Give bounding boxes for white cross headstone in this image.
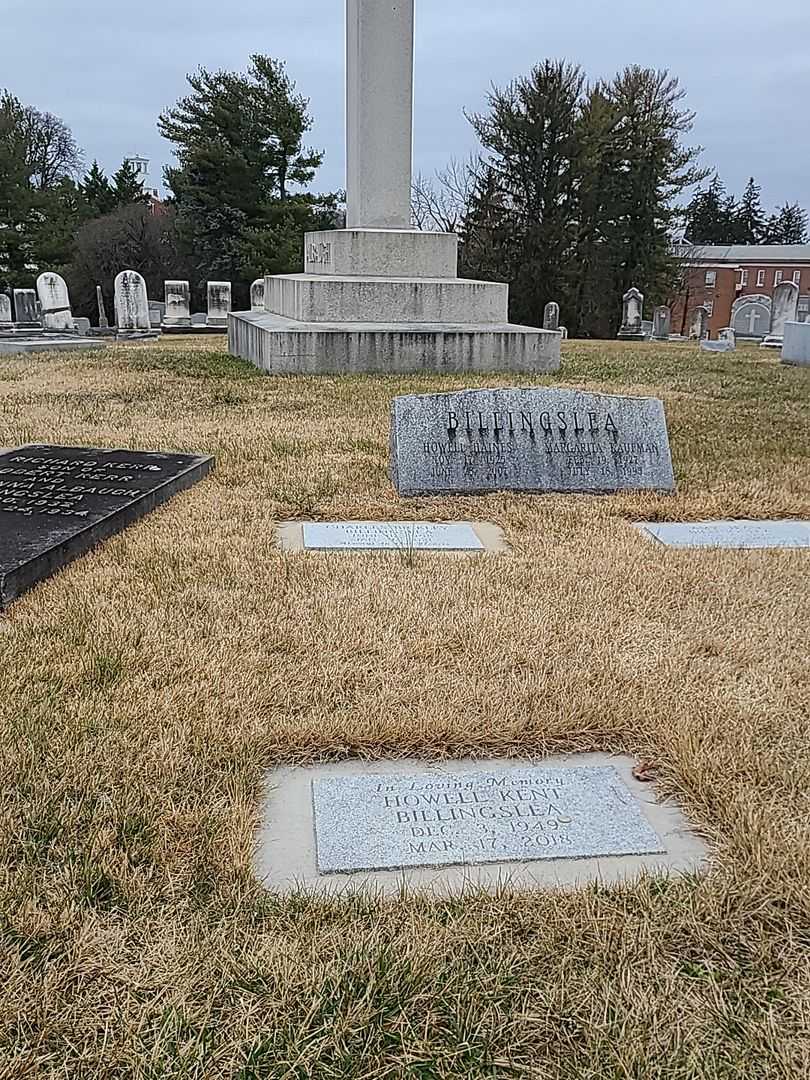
[114,270,150,332]
[346,0,414,230]
[37,272,74,332]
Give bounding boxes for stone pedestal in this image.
[228,0,559,376]
[230,228,559,375]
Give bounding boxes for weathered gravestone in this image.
[148,300,165,328]
[638,520,810,549]
[250,278,266,312]
[718,327,736,346]
[390,386,675,496]
[689,306,709,340]
[762,281,800,348]
[114,270,151,333]
[206,281,231,327]
[617,287,645,340]
[0,445,213,608]
[700,339,735,353]
[652,306,671,341]
[96,285,110,330]
[164,281,192,328]
[36,272,74,332]
[543,301,560,331]
[14,289,39,327]
[782,321,810,367]
[0,294,11,325]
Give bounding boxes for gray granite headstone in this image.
[302,522,484,550]
[0,295,11,324]
[390,386,675,496]
[13,289,39,326]
[652,306,671,341]
[639,520,810,549]
[312,765,665,874]
[543,301,560,331]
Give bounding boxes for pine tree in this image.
[159,55,332,285]
[733,177,766,243]
[111,159,147,207]
[762,202,808,244]
[463,60,584,328]
[684,175,735,244]
[81,160,115,216]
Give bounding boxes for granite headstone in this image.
[302,522,484,551]
[14,289,39,327]
[250,278,266,312]
[114,270,150,332]
[0,445,213,608]
[390,386,676,496]
[762,281,800,348]
[543,301,560,331]
[0,294,11,325]
[652,306,671,341]
[312,764,665,874]
[782,321,810,367]
[206,281,231,327]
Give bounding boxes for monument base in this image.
[229,310,560,375]
[781,322,810,367]
[760,336,783,349]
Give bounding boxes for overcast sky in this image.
[2,0,808,209]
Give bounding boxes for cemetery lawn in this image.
[2,338,810,1079]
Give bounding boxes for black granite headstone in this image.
[0,445,213,608]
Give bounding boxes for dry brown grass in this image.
[0,338,808,1078]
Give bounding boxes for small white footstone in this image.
[302,522,484,551]
[639,520,810,549]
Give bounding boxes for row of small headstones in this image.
[542,281,804,346]
[0,271,269,336]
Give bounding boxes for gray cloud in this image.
[2,0,808,208]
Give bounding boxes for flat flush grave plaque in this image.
[0,445,213,607]
[302,521,484,551]
[312,765,665,874]
[390,386,675,496]
[639,520,810,549]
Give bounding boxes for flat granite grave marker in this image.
[0,445,213,607]
[277,520,507,553]
[390,386,675,496]
[638,520,810,549]
[312,764,665,875]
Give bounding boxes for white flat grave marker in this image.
[312,765,664,875]
[303,521,484,551]
[639,520,810,549]
[277,521,507,553]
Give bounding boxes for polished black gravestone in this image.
[0,445,213,608]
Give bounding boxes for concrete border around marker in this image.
[277,520,510,554]
[253,752,709,897]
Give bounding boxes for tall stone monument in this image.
[762,281,800,348]
[229,0,559,375]
[36,272,75,332]
[96,285,110,330]
[617,288,645,340]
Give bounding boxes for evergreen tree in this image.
[81,160,115,216]
[732,177,766,243]
[111,159,147,207]
[762,202,808,244]
[159,55,333,285]
[684,175,736,244]
[464,60,584,328]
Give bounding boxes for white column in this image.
[346,0,414,230]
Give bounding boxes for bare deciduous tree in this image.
[411,155,480,233]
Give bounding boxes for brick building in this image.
[672,244,810,339]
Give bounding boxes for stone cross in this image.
[164,281,191,327]
[346,0,414,230]
[37,272,74,332]
[251,279,266,311]
[207,282,232,327]
[543,301,560,331]
[96,285,109,329]
[114,270,150,332]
